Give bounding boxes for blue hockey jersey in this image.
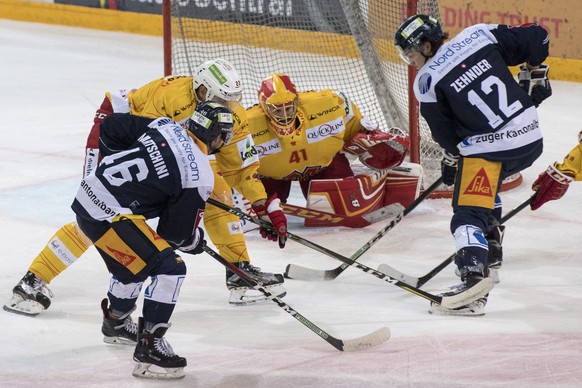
[71,113,213,249]
[413,23,549,161]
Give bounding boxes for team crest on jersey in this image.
[418,73,432,94]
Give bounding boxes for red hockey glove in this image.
[530,163,574,210]
[252,196,288,249]
[343,127,409,170]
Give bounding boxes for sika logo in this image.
[108,246,137,267]
[464,168,493,197]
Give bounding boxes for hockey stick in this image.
[378,192,537,287]
[202,245,390,352]
[281,202,402,229]
[285,177,444,281]
[206,195,493,309]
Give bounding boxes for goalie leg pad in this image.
[382,162,423,208]
[305,171,387,227]
[305,162,422,227]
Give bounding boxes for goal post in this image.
[162,0,522,197]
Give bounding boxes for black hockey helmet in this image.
[394,15,443,63]
[187,101,234,154]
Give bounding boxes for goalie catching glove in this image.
[252,196,287,249]
[343,127,409,170]
[518,64,552,107]
[530,163,574,210]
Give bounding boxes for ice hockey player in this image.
[245,73,411,214]
[4,59,287,314]
[70,101,233,379]
[531,130,582,210]
[394,15,551,315]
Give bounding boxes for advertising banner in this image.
[440,0,577,59]
[54,0,351,33]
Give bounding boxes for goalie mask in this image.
[395,14,443,65]
[258,73,298,137]
[187,101,234,154]
[193,58,243,108]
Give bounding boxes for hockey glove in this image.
[252,196,288,249]
[342,127,410,170]
[518,64,552,107]
[178,227,206,255]
[530,163,574,211]
[441,150,459,186]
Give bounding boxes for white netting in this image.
[168,0,455,193]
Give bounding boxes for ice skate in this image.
[226,262,286,306]
[454,226,504,284]
[434,251,492,315]
[3,271,53,316]
[101,298,138,345]
[132,318,186,379]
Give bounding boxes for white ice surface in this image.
[0,19,581,388]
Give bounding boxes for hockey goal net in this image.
[162,0,522,197]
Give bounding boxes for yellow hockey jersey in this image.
[246,89,366,180]
[556,143,582,181]
[125,75,267,203]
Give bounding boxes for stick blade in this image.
[340,327,391,352]
[362,203,405,224]
[377,263,418,287]
[440,277,494,309]
[284,263,328,281]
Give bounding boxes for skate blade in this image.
[103,336,137,346]
[3,294,44,317]
[228,285,286,306]
[132,362,185,379]
[429,303,486,317]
